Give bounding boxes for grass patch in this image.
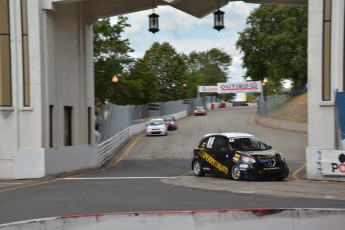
[269,93,308,123]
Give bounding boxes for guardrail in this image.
[98,128,129,166]
[97,111,188,167]
[97,97,217,143]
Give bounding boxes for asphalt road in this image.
[1,107,345,225]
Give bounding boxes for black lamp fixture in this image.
[148,0,159,33]
[213,0,225,31]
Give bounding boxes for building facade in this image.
[0,0,344,181]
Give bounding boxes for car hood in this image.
[148,125,165,129]
[237,150,278,158]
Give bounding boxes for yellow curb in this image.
[108,133,145,168]
[292,162,307,180]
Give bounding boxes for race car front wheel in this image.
[231,165,244,181]
[193,160,205,177]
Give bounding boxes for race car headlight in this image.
[241,156,256,164]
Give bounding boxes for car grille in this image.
[259,158,276,168]
[151,131,162,134]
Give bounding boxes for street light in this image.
[112,75,119,104]
[213,0,225,31]
[213,9,225,31]
[148,12,159,33]
[148,0,159,34]
[263,78,268,102]
[182,83,187,98]
[263,78,268,117]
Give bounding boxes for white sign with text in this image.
[217,81,262,93]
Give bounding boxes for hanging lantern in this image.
[213,9,224,31]
[148,13,159,33]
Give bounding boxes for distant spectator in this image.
[95,123,100,144]
[95,130,101,144]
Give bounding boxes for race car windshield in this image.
[229,137,269,151]
[149,121,164,126]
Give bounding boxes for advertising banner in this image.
[320,150,345,176]
[217,81,262,93]
[336,92,345,149]
[198,86,218,93]
[320,93,345,176]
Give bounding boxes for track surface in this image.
[1,108,345,224]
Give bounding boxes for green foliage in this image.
[247,93,261,101]
[143,42,187,102]
[236,5,308,92]
[93,16,134,103]
[184,48,232,98]
[93,17,234,105]
[121,58,159,104]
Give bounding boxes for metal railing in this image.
[257,85,308,119]
[96,96,217,166]
[97,97,217,142]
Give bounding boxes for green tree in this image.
[120,58,159,104]
[236,5,308,92]
[184,48,233,99]
[143,42,187,102]
[93,16,134,104]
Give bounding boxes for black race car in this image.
[191,132,289,181]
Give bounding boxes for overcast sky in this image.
[114,2,259,83]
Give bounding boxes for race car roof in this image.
[203,132,254,138]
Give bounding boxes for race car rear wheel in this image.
[231,165,243,181]
[193,160,205,177]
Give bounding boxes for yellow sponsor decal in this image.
[198,149,229,174]
[233,153,240,162]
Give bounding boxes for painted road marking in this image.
[0,179,63,193]
[108,133,145,168]
[0,182,23,185]
[63,177,178,180]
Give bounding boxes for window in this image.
[21,0,30,106]
[49,105,54,147]
[88,107,91,144]
[0,0,11,106]
[213,137,228,152]
[64,106,73,146]
[322,0,332,101]
[206,137,215,150]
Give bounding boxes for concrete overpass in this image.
[1,0,344,181]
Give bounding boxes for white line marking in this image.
[0,182,23,185]
[63,177,178,180]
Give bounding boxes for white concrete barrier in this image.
[1,209,344,230]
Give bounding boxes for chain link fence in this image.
[256,95,289,117]
[97,96,217,142]
[256,86,308,122]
